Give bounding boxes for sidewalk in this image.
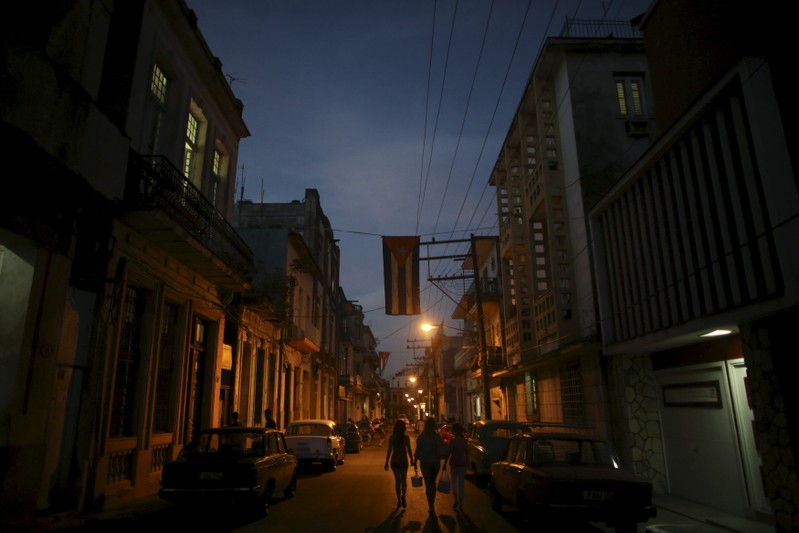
[649,494,774,533]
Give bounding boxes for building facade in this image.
[2,0,252,517]
[235,190,341,426]
[487,20,656,445]
[338,294,382,423]
[588,1,796,529]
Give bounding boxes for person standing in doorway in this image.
[264,408,277,429]
[414,417,444,514]
[445,422,468,510]
[384,419,414,508]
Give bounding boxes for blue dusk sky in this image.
[187,0,652,379]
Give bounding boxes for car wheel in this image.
[283,474,297,499]
[327,459,337,471]
[489,482,503,512]
[515,492,537,529]
[255,482,275,517]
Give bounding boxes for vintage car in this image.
[159,426,297,517]
[466,420,533,486]
[284,419,346,470]
[337,422,363,453]
[489,433,657,532]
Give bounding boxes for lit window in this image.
[615,77,645,117]
[150,64,167,103]
[183,112,199,179]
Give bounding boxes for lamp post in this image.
[421,323,438,421]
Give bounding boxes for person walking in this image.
[384,419,414,508]
[445,422,468,510]
[413,417,445,514]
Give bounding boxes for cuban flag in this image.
[382,236,421,315]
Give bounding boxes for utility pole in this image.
[407,338,433,419]
[470,234,491,420]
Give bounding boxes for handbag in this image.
[411,469,423,488]
[437,469,451,494]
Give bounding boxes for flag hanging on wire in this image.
[382,235,421,315]
[379,352,390,373]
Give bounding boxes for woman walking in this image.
[413,417,445,514]
[445,422,468,510]
[384,419,414,508]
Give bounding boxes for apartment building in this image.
[449,236,503,423]
[338,293,382,423]
[487,20,655,441]
[2,0,251,517]
[235,189,340,424]
[588,1,796,529]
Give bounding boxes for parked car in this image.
[284,419,346,470]
[467,420,533,486]
[338,422,363,453]
[159,426,297,517]
[490,433,657,532]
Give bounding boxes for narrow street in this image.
[26,433,742,533]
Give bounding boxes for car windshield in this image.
[286,423,332,437]
[182,431,266,458]
[529,438,617,467]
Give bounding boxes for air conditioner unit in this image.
[625,119,650,137]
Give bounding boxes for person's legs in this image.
[392,468,402,506]
[397,467,408,507]
[452,465,467,507]
[421,462,440,512]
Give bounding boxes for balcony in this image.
[123,152,254,289]
[284,324,320,353]
[452,277,500,319]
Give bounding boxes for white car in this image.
[284,419,346,471]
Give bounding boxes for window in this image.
[615,77,645,117]
[183,112,200,180]
[560,359,584,421]
[150,64,167,103]
[111,287,147,437]
[146,63,168,153]
[211,149,223,206]
[525,371,539,418]
[153,303,180,433]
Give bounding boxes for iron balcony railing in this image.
[125,152,254,282]
[559,18,642,39]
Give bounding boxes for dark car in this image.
[338,422,363,453]
[159,427,297,517]
[489,433,656,532]
[466,420,533,486]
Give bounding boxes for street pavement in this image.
[8,432,774,533]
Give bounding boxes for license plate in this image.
[200,472,223,480]
[583,490,614,501]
